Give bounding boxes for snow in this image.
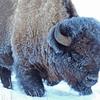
[72,0,100,21]
[0,72,100,100]
[0,0,100,100]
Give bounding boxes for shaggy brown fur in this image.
[11,0,78,97]
[11,0,100,97]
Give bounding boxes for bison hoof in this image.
[4,83,12,89]
[24,86,45,97]
[79,88,92,95]
[0,67,12,89]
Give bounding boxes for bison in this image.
[11,0,100,97]
[11,0,78,96]
[0,0,17,88]
[0,0,77,89]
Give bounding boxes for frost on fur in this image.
[11,0,100,96]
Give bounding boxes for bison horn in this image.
[54,25,72,46]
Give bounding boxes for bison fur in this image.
[11,0,100,97]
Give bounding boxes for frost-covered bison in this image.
[0,0,77,89]
[0,0,17,88]
[11,0,100,97]
[11,0,77,96]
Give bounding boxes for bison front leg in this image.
[71,82,92,95]
[0,67,12,89]
[16,66,45,97]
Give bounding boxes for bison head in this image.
[47,17,100,95]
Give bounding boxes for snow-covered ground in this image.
[0,72,100,100]
[0,0,100,100]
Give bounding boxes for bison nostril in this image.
[84,75,98,87]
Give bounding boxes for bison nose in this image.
[85,75,98,87]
